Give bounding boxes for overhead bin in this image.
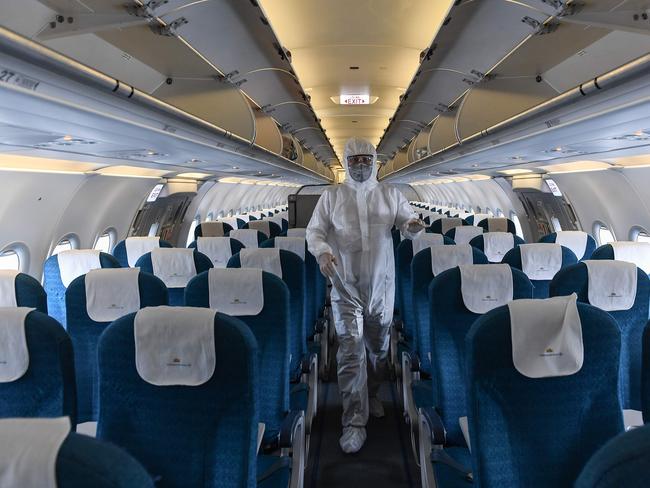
[140,0,336,164]
[153,78,256,143]
[427,109,458,157]
[378,0,563,159]
[253,109,283,154]
[0,26,330,183]
[382,53,650,183]
[455,77,557,141]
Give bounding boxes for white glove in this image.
[406,218,426,233]
[318,252,337,278]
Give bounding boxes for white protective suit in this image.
[306,138,422,429]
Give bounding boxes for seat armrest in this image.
[420,407,446,446]
[279,410,304,449]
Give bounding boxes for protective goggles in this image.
[347,154,374,166]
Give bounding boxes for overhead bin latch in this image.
[149,16,188,36]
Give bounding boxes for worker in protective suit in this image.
[306,137,425,453]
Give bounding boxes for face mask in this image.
[348,163,373,182]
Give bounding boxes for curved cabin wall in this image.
[0,171,158,278]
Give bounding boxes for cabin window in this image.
[187,217,200,247]
[52,236,76,256]
[206,212,214,222]
[630,226,650,243]
[0,249,20,271]
[486,208,494,217]
[94,229,116,253]
[511,211,524,239]
[496,208,504,217]
[148,222,160,237]
[550,216,562,232]
[594,222,615,245]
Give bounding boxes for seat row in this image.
[0,256,323,486]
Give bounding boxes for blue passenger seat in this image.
[43,250,120,327]
[65,269,167,422]
[112,237,173,268]
[539,230,597,260]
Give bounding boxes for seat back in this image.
[0,309,76,423]
[57,432,154,487]
[469,233,525,263]
[188,237,245,268]
[502,244,578,298]
[539,231,597,260]
[429,266,533,445]
[550,262,650,410]
[443,225,483,245]
[243,220,282,240]
[65,270,168,422]
[112,238,172,267]
[591,242,650,275]
[261,237,322,334]
[410,246,489,374]
[476,217,517,234]
[228,229,267,248]
[576,423,650,488]
[185,270,290,438]
[135,249,212,305]
[98,308,259,487]
[429,217,468,235]
[228,249,306,376]
[395,236,454,342]
[0,271,47,312]
[467,302,623,487]
[43,251,120,327]
[194,221,234,239]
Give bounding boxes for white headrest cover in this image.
[240,248,282,278]
[584,260,637,311]
[125,237,160,267]
[487,218,508,233]
[412,233,444,256]
[238,214,250,223]
[57,250,101,288]
[0,270,19,307]
[0,307,32,382]
[275,237,306,261]
[247,220,271,238]
[134,306,216,386]
[151,248,197,288]
[229,229,259,249]
[520,243,562,280]
[287,228,307,238]
[451,226,483,245]
[200,221,225,237]
[554,231,588,260]
[85,268,140,322]
[459,264,514,314]
[208,268,264,315]
[431,244,473,276]
[441,218,463,235]
[219,217,239,230]
[0,417,70,488]
[509,293,583,378]
[483,232,515,263]
[197,237,233,268]
[611,242,650,274]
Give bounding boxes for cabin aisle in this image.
[306,374,419,487]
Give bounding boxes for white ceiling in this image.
[259,0,454,164]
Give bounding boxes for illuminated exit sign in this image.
[340,94,370,105]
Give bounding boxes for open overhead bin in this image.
[378,0,565,160]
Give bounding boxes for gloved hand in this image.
[318,252,337,277]
[406,218,426,233]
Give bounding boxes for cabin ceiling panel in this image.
[259,0,454,162]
